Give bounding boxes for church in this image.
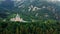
[10,13,26,22]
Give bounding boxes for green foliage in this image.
[0,20,60,34]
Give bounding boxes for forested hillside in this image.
[0,0,60,34]
[0,0,60,21]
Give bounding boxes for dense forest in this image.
[0,0,60,34]
[0,20,60,34]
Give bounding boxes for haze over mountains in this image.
[0,0,60,20]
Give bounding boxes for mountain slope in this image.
[0,0,60,20]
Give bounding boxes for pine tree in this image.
[16,27,19,34]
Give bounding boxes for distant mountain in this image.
[0,0,60,20]
[0,0,14,10]
[15,0,60,20]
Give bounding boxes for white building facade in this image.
[10,13,26,22]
